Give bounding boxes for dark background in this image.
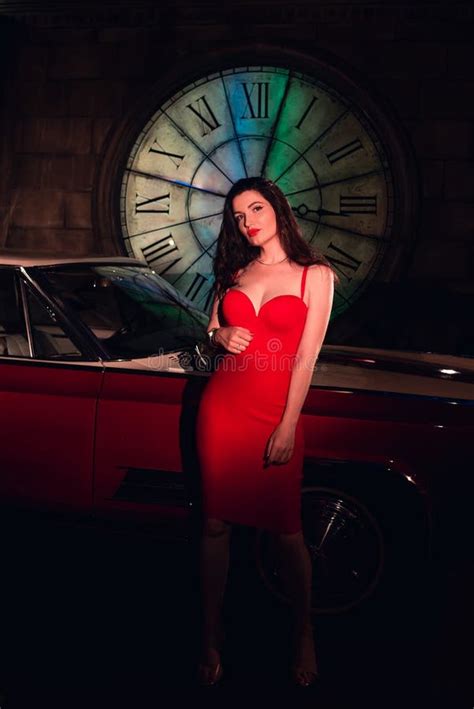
[0,1,472,272]
[0,509,472,705]
[0,0,473,355]
[0,1,472,704]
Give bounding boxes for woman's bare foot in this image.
[198,627,225,685]
[291,624,319,687]
[197,646,223,686]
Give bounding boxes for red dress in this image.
[196,266,309,534]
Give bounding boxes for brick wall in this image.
[0,2,473,288]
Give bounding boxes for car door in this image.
[92,358,204,528]
[0,267,103,512]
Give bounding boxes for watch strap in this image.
[208,327,219,347]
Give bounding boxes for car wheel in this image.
[255,485,385,614]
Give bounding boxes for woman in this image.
[196,176,336,686]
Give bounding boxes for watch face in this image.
[120,65,396,317]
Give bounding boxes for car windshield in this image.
[37,264,208,359]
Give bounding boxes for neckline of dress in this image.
[227,289,307,318]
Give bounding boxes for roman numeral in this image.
[339,195,377,215]
[241,82,269,119]
[186,95,221,136]
[142,236,181,275]
[149,141,185,168]
[203,288,214,312]
[295,96,318,130]
[185,272,209,303]
[135,193,170,214]
[326,243,362,282]
[326,138,363,165]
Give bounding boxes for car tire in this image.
[255,473,429,615]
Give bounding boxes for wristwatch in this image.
[207,327,219,347]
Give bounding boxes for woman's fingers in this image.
[264,423,296,466]
[236,329,253,345]
[231,338,245,351]
[240,331,254,343]
[265,444,294,465]
[264,438,273,464]
[217,326,254,352]
[231,327,254,352]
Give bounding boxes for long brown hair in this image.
[213,176,339,299]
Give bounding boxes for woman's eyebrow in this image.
[233,201,263,215]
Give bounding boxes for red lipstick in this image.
[248,228,260,237]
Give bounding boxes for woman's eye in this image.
[253,206,262,212]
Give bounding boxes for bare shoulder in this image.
[305,265,335,308]
[306,263,335,284]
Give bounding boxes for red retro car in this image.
[1,254,473,613]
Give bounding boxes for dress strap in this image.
[300,265,309,300]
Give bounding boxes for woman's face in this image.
[232,189,279,248]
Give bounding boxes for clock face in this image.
[119,65,395,318]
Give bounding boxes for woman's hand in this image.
[264,421,296,466]
[214,326,254,354]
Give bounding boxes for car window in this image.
[37,264,208,359]
[0,268,30,357]
[24,284,82,359]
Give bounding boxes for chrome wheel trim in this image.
[255,486,385,614]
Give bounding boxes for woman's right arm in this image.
[207,294,253,354]
[206,294,221,333]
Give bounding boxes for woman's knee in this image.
[275,529,305,548]
[203,517,232,538]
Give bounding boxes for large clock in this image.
[96,46,419,327]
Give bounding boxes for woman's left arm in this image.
[281,264,334,427]
[264,265,334,466]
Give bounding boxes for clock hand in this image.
[293,203,350,218]
[126,167,227,199]
[272,108,350,184]
[220,76,248,179]
[284,169,384,197]
[296,213,387,242]
[127,209,224,241]
[161,108,235,187]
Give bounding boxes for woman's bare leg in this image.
[276,530,318,685]
[198,517,232,682]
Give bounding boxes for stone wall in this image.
[0,2,472,288]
